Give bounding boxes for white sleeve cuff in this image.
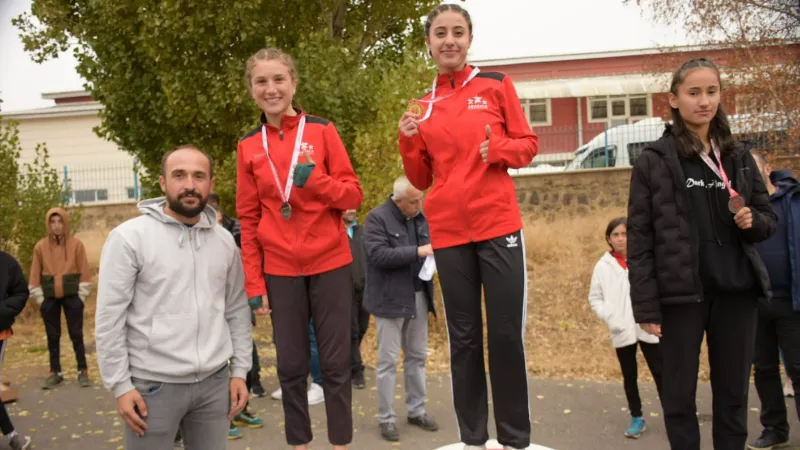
[113,379,137,399]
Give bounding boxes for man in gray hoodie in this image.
[95,145,252,450]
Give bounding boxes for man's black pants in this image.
[753,297,800,441]
[0,340,15,435]
[351,287,369,377]
[40,295,87,373]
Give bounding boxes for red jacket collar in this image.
[611,251,627,270]
[259,107,304,131]
[435,64,475,88]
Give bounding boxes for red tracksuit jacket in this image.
[399,65,539,249]
[237,112,363,298]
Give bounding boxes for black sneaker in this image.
[9,435,31,450]
[78,370,91,387]
[380,422,400,442]
[352,371,366,389]
[408,414,439,432]
[748,430,789,450]
[41,373,64,390]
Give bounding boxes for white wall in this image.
[14,114,140,204]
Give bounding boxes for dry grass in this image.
[6,211,712,383]
[361,210,711,382]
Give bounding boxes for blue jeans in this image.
[309,321,323,386]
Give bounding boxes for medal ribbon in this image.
[699,140,739,198]
[419,66,481,122]
[261,115,306,205]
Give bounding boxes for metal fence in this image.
[56,122,662,202]
[529,117,798,169]
[63,160,143,205]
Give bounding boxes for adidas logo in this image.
[467,96,489,110]
[506,235,518,248]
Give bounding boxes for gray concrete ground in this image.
[1,366,800,450]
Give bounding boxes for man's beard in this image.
[167,191,208,219]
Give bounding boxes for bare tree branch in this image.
[744,0,800,21]
[632,0,800,152]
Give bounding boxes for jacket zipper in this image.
[451,77,473,242]
[274,125,301,274]
[295,213,303,276]
[189,229,201,381]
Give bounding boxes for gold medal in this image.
[406,100,424,117]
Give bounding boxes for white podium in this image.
[435,440,555,450]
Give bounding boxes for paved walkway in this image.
[2,366,800,450]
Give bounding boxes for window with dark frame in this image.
[589,95,650,126]
[519,98,550,125]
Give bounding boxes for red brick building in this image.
[476,45,800,163]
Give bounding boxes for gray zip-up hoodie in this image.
[95,197,253,398]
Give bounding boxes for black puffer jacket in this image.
[0,251,29,331]
[627,129,777,324]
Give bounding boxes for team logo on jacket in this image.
[505,235,519,248]
[301,142,315,155]
[467,96,489,110]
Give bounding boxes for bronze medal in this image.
[406,100,424,117]
[728,195,745,214]
[280,202,292,220]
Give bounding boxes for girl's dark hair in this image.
[424,4,473,36]
[669,58,734,158]
[605,216,627,249]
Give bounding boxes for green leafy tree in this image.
[14,0,441,213]
[351,46,433,212]
[0,115,71,276]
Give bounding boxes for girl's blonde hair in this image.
[244,48,298,87]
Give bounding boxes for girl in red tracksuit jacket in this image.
[236,47,363,450]
[397,5,538,450]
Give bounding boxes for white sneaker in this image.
[307,382,325,405]
[270,387,282,400]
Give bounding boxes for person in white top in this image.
[588,217,663,440]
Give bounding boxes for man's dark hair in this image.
[161,144,214,179]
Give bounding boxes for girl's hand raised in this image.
[399,112,421,138]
